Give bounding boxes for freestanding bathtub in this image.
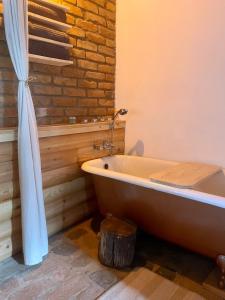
[82,155,225,272]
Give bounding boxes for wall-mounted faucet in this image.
[93,108,128,155]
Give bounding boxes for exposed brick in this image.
[99,99,114,107]
[53,76,77,86]
[63,87,86,97]
[98,82,114,90]
[78,79,97,88]
[86,32,105,45]
[68,27,85,38]
[32,85,62,96]
[52,97,77,107]
[87,89,105,97]
[98,64,115,74]
[106,38,115,48]
[86,51,105,63]
[77,39,97,51]
[85,71,105,80]
[79,98,98,106]
[89,107,107,115]
[76,19,97,32]
[98,45,115,56]
[85,12,106,26]
[106,56,115,65]
[77,0,98,14]
[99,7,115,21]
[90,0,106,7]
[71,48,86,59]
[106,1,115,12]
[78,59,97,70]
[65,107,87,116]
[99,26,115,39]
[62,67,85,78]
[0,0,116,126]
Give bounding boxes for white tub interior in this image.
[82,155,225,209]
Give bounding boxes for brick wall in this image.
[0,0,115,127]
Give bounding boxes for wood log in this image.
[99,216,137,269]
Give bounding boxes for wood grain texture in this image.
[149,162,221,188]
[0,124,125,262]
[98,268,204,300]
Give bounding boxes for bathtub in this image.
[82,155,225,261]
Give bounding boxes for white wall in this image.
[116,0,225,167]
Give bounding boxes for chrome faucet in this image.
[93,108,128,155]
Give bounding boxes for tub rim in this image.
[82,155,225,210]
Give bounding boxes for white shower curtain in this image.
[3,0,48,265]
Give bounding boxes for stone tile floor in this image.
[0,217,224,300]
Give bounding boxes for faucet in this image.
[93,109,128,155]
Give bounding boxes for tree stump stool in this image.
[98,216,137,269]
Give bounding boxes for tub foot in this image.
[217,255,225,289]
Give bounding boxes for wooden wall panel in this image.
[0,122,125,262]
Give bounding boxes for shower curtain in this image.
[3,0,48,265]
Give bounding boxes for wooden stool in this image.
[98,216,137,269]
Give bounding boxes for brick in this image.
[106,56,115,65]
[98,45,115,56]
[86,51,105,63]
[77,39,97,51]
[87,89,105,97]
[76,19,97,32]
[62,67,85,78]
[63,87,86,97]
[99,99,114,107]
[32,85,62,96]
[98,82,114,89]
[106,38,115,48]
[65,108,87,116]
[66,14,75,25]
[71,48,85,59]
[36,108,65,117]
[90,0,105,7]
[106,1,115,12]
[0,71,16,81]
[107,20,115,30]
[98,64,114,74]
[0,95,16,107]
[30,74,52,84]
[89,107,106,115]
[31,64,61,75]
[66,4,83,17]
[33,96,52,107]
[53,76,77,86]
[86,32,105,45]
[69,27,85,38]
[52,97,77,107]
[78,59,97,70]
[0,82,17,94]
[105,90,114,99]
[0,108,17,117]
[78,79,97,88]
[85,12,106,26]
[105,73,115,82]
[85,71,105,80]
[99,7,115,21]
[79,98,98,106]
[98,26,115,39]
[0,56,12,68]
[77,0,98,14]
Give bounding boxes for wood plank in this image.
[149,162,221,188]
[0,121,125,143]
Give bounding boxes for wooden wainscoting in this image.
[0,121,125,262]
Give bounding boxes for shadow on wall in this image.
[127,140,144,156]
